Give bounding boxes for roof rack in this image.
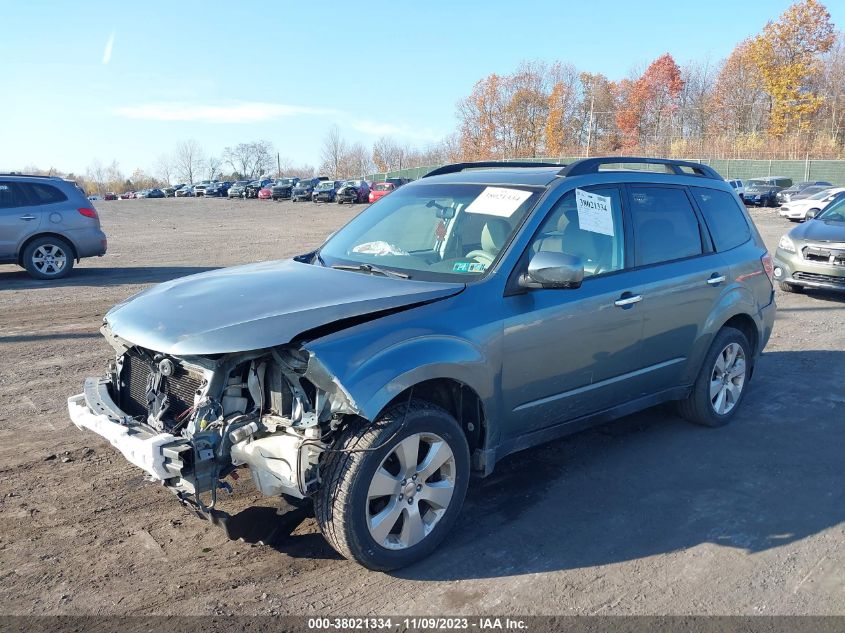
[422,161,564,178]
[558,157,722,180]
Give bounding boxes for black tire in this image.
[677,327,751,428]
[315,400,470,571]
[779,281,803,293]
[22,236,75,280]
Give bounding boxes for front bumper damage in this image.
[68,336,363,514]
[68,379,186,481]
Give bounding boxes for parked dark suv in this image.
[0,174,107,279]
[68,157,774,571]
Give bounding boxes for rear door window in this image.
[0,182,27,209]
[690,187,751,252]
[629,185,703,267]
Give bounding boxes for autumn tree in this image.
[457,73,501,160]
[749,0,836,136]
[616,54,685,151]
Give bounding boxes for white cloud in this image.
[113,101,338,123]
[102,33,114,65]
[351,119,442,142]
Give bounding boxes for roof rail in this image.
[422,160,564,178]
[0,172,61,179]
[558,157,722,180]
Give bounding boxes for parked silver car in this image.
[0,174,107,279]
[68,157,774,570]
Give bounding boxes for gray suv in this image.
[0,174,107,279]
[68,157,775,570]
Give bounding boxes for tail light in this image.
[761,253,774,282]
[78,207,98,219]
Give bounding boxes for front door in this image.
[501,186,646,438]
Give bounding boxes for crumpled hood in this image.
[105,259,463,356]
[792,219,845,243]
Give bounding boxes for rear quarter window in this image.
[691,187,751,252]
[24,183,68,204]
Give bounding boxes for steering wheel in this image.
[464,250,495,266]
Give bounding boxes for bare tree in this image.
[173,140,205,185]
[207,156,222,180]
[372,136,404,172]
[105,160,124,193]
[319,125,347,177]
[86,159,106,195]
[155,154,173,186]
[341,143,375,178]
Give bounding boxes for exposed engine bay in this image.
[69,323,361,513]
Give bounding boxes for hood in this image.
[105,259,463,356]
[791,218,845,244]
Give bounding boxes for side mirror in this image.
[806,208,819,220]
[519,251,584,289]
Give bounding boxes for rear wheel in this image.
[22,236,75,280]
[677,327,751,427]
[315,400,470,571]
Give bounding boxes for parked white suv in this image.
[728,179,745,199]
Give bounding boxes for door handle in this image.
[707,274,727,286]
[19,214,37,221]
[614,294,643,307]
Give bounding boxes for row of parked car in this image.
[92,177,412,205]
[727,177,845,222]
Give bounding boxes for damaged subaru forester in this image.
[69,158,775,570]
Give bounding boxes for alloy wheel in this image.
[710,342,746,415]
[366,432,456,550]
[31,243,67,276]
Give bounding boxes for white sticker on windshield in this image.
[465,187,532,218]
[575,189,615,236]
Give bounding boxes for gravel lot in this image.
[0,197,842,616]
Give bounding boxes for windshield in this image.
[746,180,771,191]
[818,196,845,221]
[319,182,541,282]
[807,188,836,200]
[374,183,394,191]
[276,179,296,186]
[315,182,335,190]
[794,185,828,198]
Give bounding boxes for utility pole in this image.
[585,92,595,158]
[276,152,281,178]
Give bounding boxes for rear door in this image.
[620,184,727,393]
[0,181,40,261]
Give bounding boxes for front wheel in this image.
[315,400,470,571]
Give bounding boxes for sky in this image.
[2,0,843,177]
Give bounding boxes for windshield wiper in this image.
[331,263,410,279]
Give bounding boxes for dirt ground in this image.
[0,197,842,616]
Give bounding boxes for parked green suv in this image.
[774,193,845,293]
[69,157,775,570]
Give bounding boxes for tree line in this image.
[454,0,844,162]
